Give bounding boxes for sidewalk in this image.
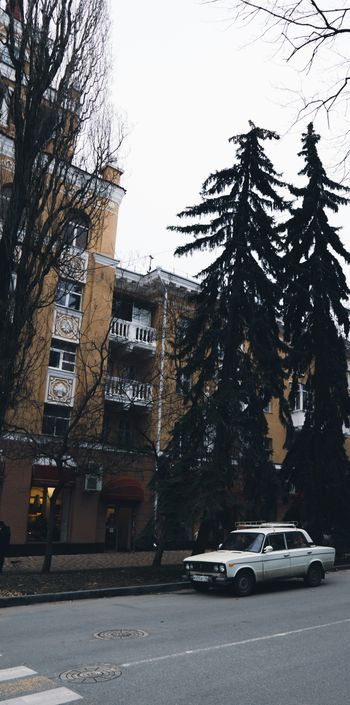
[2,550,189,573]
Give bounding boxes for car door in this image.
[286,531,312,577]
[262,532,291,580]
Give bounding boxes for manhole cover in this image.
[94,629,148,640]
[59,664,122,684]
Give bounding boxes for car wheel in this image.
[304,563,323,588]
[192,582,209,593]
[234,570,255,597]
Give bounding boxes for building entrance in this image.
[27,486,62,542]
[105,505,134,551]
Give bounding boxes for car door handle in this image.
[284,553,290,557]
[307,550,312,554]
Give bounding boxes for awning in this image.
[32,457,76,486]
[101,477,144,503]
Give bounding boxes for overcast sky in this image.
[110,1,350,280]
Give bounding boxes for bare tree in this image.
[0,0,123,432]
[213,2,350,148]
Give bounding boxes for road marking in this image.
[121,616,350,668]
[0,669,37,683]
[0,687,82,705]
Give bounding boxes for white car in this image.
[184,522,336,596]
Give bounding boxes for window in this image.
[264,533,286,551]
[0,183,12,221]
[264,437,273,458]
[203,424,216,453]
[117,418,132,448]
[176,369,192,395]
[286,531,309,549]
[64,212,89,251]
[0,46,13,68]
[49,339,76,373]
[0,82,9,125]
[132,304,152,327]
[293,383,309,412]
[42,404,70,437]
[56,280,82,311]
[175,317,190,347]
[38,103,58,143]
[222,532,264,553]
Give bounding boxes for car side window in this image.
[286,531,308,549]
[265,533,286,551]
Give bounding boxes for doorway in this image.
[105,505,134,551]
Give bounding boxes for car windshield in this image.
[221,532,264,553]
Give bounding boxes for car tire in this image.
[234,570,255,597]
[304,563,323,588]
[192,582,209,593]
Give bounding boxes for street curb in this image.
[0,581,191,608]
[1,564,349,609]
[333,563,350,572]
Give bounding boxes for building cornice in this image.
[115,265,200,293]
[0,133,126,206]
[93,252,120,269]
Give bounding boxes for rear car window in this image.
[286,531,309,549]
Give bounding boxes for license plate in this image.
[192,575,209,582]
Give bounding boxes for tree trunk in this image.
[152,513,166,567]
[41,482,63,573]
[192,520,213,555]
[152,539,166,567]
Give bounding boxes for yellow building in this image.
[0,1,201,554]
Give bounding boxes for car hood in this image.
[184,550,259,563]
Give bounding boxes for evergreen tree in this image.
[164,123,291,551]
[282,123,350,544]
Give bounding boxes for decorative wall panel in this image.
[46,374,75,406]
[60,249,88,283]
[53,309,81,342]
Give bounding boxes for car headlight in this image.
[219,564,225,573]
[185,563,190,571]
[213,564,219,572]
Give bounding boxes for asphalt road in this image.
[1,571,350,705]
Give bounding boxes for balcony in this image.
[109,318,156,355]
[105,376,153,408]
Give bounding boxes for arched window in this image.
[0,183,12,221]
[64,211,89,251]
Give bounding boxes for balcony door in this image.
[105,505,133,551]
[132,304,151,327]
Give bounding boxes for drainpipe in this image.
[154,285,168,523]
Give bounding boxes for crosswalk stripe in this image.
[0,686,83,705]
[0,669,37,683]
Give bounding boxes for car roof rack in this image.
[235,521,298,529]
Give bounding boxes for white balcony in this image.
[105,376,153,408]
[109,317,156,355]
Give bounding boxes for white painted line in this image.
[0,668,37,683]
[121,616,350,668]
[0,687,82,705]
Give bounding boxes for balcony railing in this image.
[105,376,153,407]
[109,317,156,353]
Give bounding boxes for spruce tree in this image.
[282,123,350,544]
[165,123,291,551]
